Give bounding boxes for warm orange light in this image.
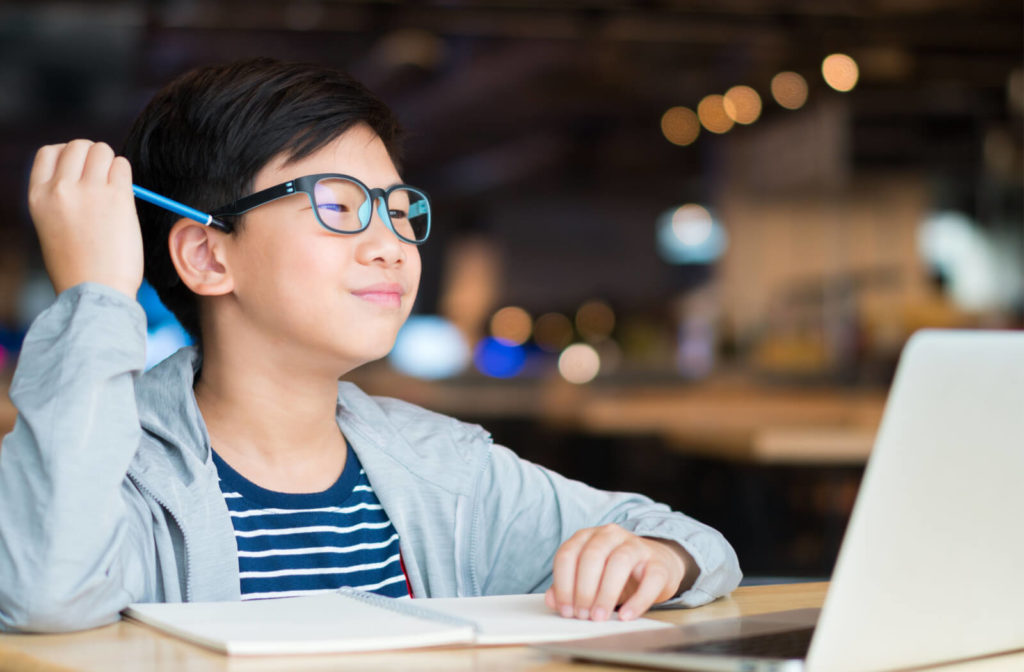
[490,306,532,345]
[534,313,574,352]
[822,53,859,92]
[697,94,734,134]
[723,85,762,125]
[771,71,809,110]
[575,300,615,343]
[660,106,700,146]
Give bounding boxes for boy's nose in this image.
[356,198,405,266]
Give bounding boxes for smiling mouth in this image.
[352,290,402,308]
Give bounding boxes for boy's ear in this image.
[167,219,234,296]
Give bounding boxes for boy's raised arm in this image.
[0,141,151,631]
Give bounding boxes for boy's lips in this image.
[351,282,405,308]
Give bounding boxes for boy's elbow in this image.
[0,583,123,633]
[0,604,121,634]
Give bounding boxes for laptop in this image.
[541,329,1024,672]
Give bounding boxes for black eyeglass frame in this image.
[210,173,431,244]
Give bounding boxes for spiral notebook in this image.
[123,589,673,655]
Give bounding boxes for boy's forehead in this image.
[258,124,398,186]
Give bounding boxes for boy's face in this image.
[221,124,421,373]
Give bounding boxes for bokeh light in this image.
[558,343,601,384]
[918,211,1016,311]
[822,53,859,92]
[575,300,615,343]
[389,315,469,379]
[534,312,574,352]
[473,337,526,378]
[671,204,713,246]
[656,204,728,265]
[697,94,734,134]
[490,305,532,345]
[771,71,809,110]
[723,85,762,124]
[660,106,701,146]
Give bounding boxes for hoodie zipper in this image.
[127,471,192,602]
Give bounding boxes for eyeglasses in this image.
[210,173,431,244]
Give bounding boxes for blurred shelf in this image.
[347,367,887,465]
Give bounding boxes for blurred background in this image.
[0,0,1021,581]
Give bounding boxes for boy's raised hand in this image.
[544,523,697,622]
[28,140,144,298]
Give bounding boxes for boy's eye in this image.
[318,203,348,212]
[388,209,407,219]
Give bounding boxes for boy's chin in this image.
[346,352,389,372]
[326,341,397,376]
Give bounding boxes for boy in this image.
[0,58,740,632]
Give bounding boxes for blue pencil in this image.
[132,185,227,230]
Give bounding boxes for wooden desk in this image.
[2,583,1021,671]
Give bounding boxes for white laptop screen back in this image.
[807,330,1024,672]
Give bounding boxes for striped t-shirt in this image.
[211,445,410,601]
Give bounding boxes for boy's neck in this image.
[193,341,350,494]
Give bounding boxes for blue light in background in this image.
[137,280,177,327]
[389,315,469,379]
[473,337,526,378]
[656,203,728,265]
[145,321,193,370]
[137,280,192,370]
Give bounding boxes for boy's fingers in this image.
[108,155,133,187]
[571,546,610,618]
[53,139,93,182]
[544,587,556,610]
[571,527,631,618]
[29,144,66,187]
[618,562,670,621]
[82,142,115,183]
[551,528,595,617]
[588,545,640,621]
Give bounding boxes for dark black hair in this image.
[121,58,404,343]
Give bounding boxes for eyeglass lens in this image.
[313,178,429,242]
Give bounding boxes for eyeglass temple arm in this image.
[132,185,232,232]
[209,182,300,219]
[408,200,429,218]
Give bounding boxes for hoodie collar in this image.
[135,346,211,464]
[134,345,488,496]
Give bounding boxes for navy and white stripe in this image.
[212,445,409,601]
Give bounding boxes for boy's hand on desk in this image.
[28,140,144,298]
[545,523,697,622]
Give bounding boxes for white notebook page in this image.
[124,591,674,655]
[125,592,474,655]
[414,594,674,645]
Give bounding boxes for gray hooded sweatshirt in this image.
[0,284,741,632]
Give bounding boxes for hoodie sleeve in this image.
[470,442,742,608]
[0,283,152,632]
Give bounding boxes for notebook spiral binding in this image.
[336,587,480,633]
